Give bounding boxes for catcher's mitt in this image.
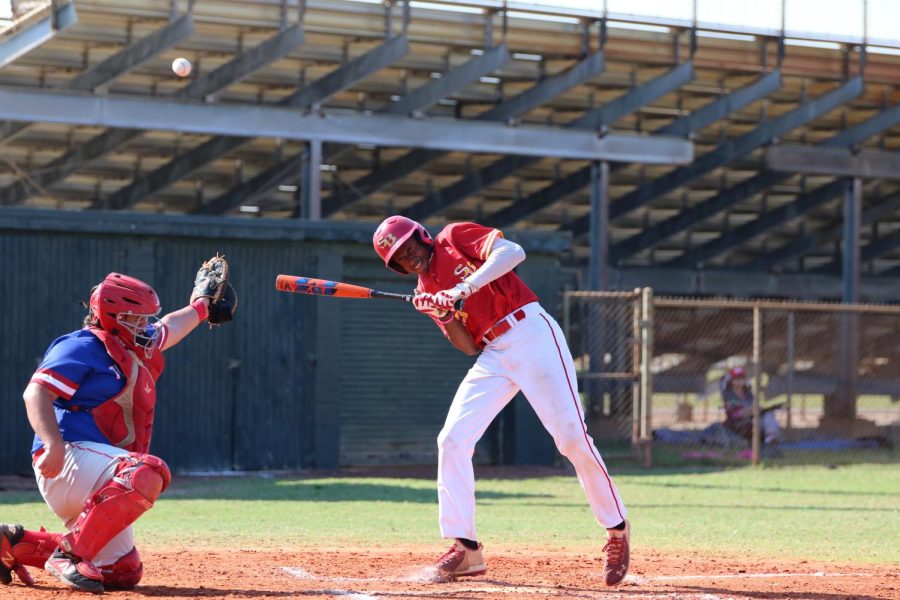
[191,254,238,325]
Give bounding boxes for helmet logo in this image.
[376,232,397,249]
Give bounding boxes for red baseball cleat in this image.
[433,540,487,578]
[603,520,630,587]
[45,549,104,594]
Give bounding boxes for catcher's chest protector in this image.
[89,328,165,454]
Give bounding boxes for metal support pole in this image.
[843,177,862,303]
[786,311,794,430]
[752,303,762,466]
[402,0,410,33]
[301,139,322,220]
[639,287,654,468]
[588,160,609,290]
[631,289,641,459]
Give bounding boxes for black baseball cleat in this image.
[45,549,104,594]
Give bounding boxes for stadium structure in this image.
[1,0,899,301]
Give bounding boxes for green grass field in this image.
[2,464,897,564]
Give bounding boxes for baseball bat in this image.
[275,274,464,309]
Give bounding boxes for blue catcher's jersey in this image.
[29,329,127,453]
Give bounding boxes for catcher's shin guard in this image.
[99,547,143,589]
[59,453,170,562]
[1,524,62,585]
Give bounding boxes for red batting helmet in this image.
[89,273,162,357]
[372,215,433,274]
[729,366,747,379]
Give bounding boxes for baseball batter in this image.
[0,263,236,593]
[372,216,630,586]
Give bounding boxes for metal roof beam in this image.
[765,146,900,179]
[404,60,695,222]
[0,13,195,143]
[0,90,677,155]
[489,70,781,228]
[569,61,695,130]
[200,44,511,215]
[281,35,408,108]
[321,50,607,216]
[605,76,865,261]
[1,24,305,207]
[97,33,405,211]
[613,103,900,264]
[609,266,900,302]
[666,179,846,268]
[812,190,900,273]
[0,1,77,70]
[748,189,900,270]
[599,77,864,237]
[382,44,509,115]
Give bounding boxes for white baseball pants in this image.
[437,302,627,541]
[34,441,135,566]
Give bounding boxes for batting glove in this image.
[434,282,477,310]
[413,293,454,323]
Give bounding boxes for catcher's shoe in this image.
[433,540,487,577]
[45,549,104,594]
[1,524,35,586]
[602,520,630,587]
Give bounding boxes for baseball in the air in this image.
[172,57,192,77]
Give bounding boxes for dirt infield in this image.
[3,547,895,599]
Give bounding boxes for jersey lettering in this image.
[453,262,477,279]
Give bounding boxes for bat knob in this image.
[453,299,465,311]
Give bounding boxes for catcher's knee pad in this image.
[60,453,171,562]
[99,547,143,590]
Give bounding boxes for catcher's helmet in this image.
[373,215,433,274]
[89,273,162,357]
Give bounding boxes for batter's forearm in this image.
[160,298,209,350]
[23,382,64,448]
[445,319,479,356]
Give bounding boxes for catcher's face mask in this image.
[117,312,162,358]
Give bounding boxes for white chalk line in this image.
[647,571,875,581]
[282,565,873,599]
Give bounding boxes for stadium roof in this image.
[2,0,900,299]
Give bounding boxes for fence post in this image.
[631,289,641,459]
[752,303,762,466]
[786,311,794,430]
[639,287,654,467]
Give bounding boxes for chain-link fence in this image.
[563,290,900,467]
[563,290,652,466]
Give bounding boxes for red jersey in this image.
[417,222,537,346]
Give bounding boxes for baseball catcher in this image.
[1,258,236,593]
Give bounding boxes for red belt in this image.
[483,309,527,343]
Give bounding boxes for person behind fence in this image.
[720,366,780,446]
[1,261,236,593]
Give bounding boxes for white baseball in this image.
[172,57,192,77]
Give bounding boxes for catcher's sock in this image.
[458,538,479,550]
[608,521,626,531]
